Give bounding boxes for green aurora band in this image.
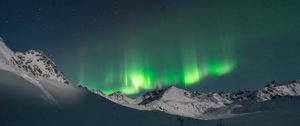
[97,38,236,95]
[77,1,239,95]
[103,50,235,95]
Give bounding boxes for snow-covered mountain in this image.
[0,38,19,66]
[0,38,68,84]
[15,50,69,84]
[256,80,300,101]
[102,81,300,119]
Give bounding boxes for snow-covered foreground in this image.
[0,69,194,126]
[1,69,300,126]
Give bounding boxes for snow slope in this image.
[1,68,300,126]
[0,39,18,67]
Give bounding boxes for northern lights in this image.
[1,0,300,95]
[112,49,235,95]
[96,53,235,95]
[76,0,240,95]
[88,14,237,95]
[86,0,238,94]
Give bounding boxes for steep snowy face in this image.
[15,50,69,84]
[0,38,69,84]
[137,87,169,105]
[256,81,300,101]
[137,86,197,106]
[0,39,19,65]
[134,86,233,118]
[137,86,200,117]
[108,91,137,105]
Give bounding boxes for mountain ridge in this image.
[94,80,300,119]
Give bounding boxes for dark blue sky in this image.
[1,0,300,95]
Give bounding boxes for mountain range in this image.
[90,79,300,120]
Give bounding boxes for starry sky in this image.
[1,0,300,95]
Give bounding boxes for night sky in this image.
[1,0,300,95]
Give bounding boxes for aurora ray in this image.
[87,1,238,95]
[2,0,300,96]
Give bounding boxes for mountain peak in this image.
[15,49,69,84]
[109,91,123,97]
[108,91,136,105]
[22,49,46,56]
[164,86,179,92]
[161,86,189,99]
[0,40,69,84]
